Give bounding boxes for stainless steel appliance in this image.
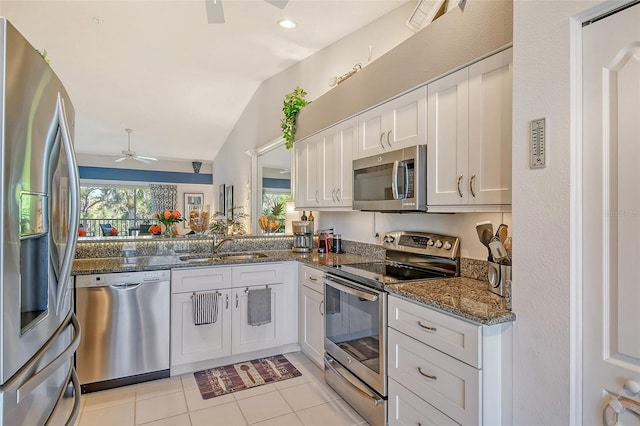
[353,145,427,212]
[323,231,460,426]
[0,18,82,425]
[76,270,171,393]
[292,220,313,253]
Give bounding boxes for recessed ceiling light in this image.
[278,19,296,29]
[92,17,104,24]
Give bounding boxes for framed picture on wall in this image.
[183,192,204,228]
[218,184,226,216]
[226,185,234,220]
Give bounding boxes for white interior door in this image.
[582,3,640,424]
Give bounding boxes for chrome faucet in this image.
[213,236,235,254]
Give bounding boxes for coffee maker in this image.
[292,221,313,253]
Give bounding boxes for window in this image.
[79,184,154,236]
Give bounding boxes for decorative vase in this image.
[161,223,177,238]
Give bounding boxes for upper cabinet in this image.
[294,118,356,209]
[356,88,426,159]
[427,48,512,210]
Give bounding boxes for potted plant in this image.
[281,86,308,149]
[209,206,248,236]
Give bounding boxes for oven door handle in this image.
[325,355,384,406]
[323,275,379,301]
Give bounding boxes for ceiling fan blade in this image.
[133,157,153,164]
[135,155,158,162]
[205,0,225,24]
[264,0,288,9]
[114,156,128,163]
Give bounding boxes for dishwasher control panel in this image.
[75,270,170,288]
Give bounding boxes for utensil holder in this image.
[487,261,511,297]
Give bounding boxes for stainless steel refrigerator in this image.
[0,18,82,425]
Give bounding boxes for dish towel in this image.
[192,291,219,326]
[247,287,271,326]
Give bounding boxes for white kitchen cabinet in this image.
[321,118,356,208]
[231,283,287,354]
[298,264,325,367]
[388,378,459,426]
[356,87,426,159]
[388,295,512,425]
[294,119,356,210]
[171,289,232,366]
[427,48,512,210]
[170,263,296,371]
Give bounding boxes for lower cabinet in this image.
[231,284,286,354]
[171,289,232,365]
[298,264,325,367]
[171,263,297,371]
[388,295,512,425]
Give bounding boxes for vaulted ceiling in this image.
[0,0,409,163]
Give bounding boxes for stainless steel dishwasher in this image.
[75,270,171,393]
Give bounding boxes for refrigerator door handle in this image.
[44,366,81,426]
[55,93,80,314]
[15,311,80,403]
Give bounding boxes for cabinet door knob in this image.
[457,175,463,198]
[469,174,476,197]
[226,293,229,309]
[235,293,239,308]
[319,300,324,316]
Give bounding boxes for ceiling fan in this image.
[114,129,158,164]
[205,0,289,24]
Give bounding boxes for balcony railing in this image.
[79,218,158,237]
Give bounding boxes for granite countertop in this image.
[72,250,374,275]
[386,277,515,326]
[72,250,515,325]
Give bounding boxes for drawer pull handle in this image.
[309,276,318,282]
[418,367,437,380]
[418,321,437,332]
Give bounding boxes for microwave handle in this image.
[392,160,408,200]
[392,160,400,199]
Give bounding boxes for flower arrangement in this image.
[154,210,185,237]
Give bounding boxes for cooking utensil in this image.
[489,240,509,263]
[494,224,508,243]
[476,221,493,260]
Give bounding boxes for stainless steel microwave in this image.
[352,145,427,212]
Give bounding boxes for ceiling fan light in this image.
[278,19,296,29]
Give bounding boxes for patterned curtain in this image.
[150,184,178,213]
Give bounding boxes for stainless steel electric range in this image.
[323,231,460,426]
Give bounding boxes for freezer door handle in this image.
[44,366,81,426]
[15,311,81,403]
[55,93,80,314]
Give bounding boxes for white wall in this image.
[512,0,601,424]
[212,2,416,223]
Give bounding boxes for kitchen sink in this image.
[179,252,268,263]
[217,252,268,261]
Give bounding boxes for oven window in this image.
[325,284,381,374]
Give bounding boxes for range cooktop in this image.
[327,231,461,290]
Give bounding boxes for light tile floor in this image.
[76,352,367,426]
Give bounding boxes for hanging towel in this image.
[247,287,271,326]
[192,291,219,326]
